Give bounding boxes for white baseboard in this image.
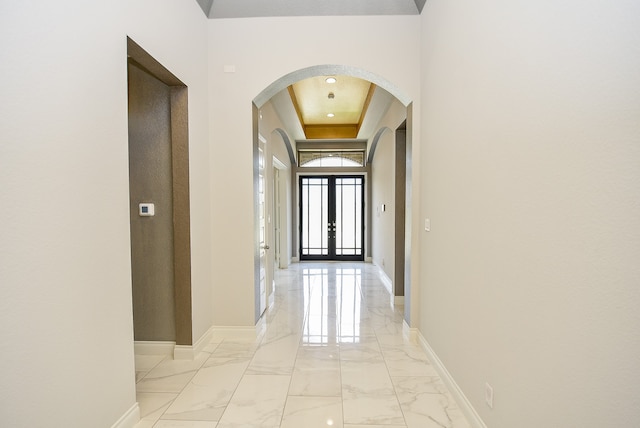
[373,262,397,310]
[173,345,193,360]
[373,261,393,294]
[134,341,175,356]
[417,331,487,428]
[210,319,266,342]
[268,292,275,309]
[111,403,140,428]
[174,324,217,360]
[402,320,418,343]
[379,270,393,295]
[134,326,218,360]
[135,321,267,361]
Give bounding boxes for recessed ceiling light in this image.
[325,77,337,84]
[327,113,335,118]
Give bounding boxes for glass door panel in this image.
[335,177,363,257]
[301,177,329,257]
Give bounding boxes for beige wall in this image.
[0,1,211,426]
[419,1,640,426]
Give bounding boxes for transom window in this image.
[299,151,364,167]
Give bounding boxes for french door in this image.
[300,176,364,261]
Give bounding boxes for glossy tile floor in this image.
[135,262,470,428]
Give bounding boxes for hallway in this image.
[135,262,470,428]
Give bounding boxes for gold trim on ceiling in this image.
[288,76,375,140]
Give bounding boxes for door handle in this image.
[261,244,270,250]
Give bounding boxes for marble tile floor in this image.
[135,262,470,428]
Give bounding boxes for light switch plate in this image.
[425,218,431,232]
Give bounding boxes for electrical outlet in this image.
[485,382,494,409]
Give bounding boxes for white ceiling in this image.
[195,0,426,19]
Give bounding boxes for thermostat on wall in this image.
[139,203,155,217]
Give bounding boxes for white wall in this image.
[371,128,395,279]
[0,1,210,426]
[419,1,640,426]
[370,99,408,287]
[208,15,421,326]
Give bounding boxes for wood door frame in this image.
[127,37,193,346]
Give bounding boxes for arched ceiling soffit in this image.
[273,128,297,165]
[367,127,392,165]
[253,64,411,111]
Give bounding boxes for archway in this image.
[252,64,414,325]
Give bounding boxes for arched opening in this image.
[252,64,414,324]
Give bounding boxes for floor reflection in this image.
[302,266,362,344]
[134,261,472,427]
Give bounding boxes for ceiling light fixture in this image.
[325,77,337,84]
[327,113,335,118]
